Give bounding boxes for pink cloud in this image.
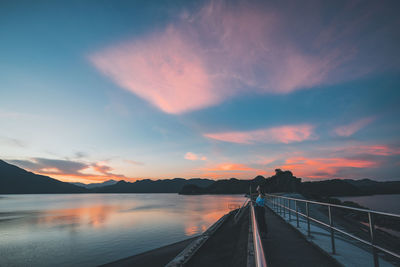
[184,152,207,161]
[281,156,378,179]
[334,144,400,156]
[90,27,217,114]
[89,1,379,114]
[334,117,375,137]
[204,124,316,144]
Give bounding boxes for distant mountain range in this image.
[1,159,400,196]
[0,160,213,194]
[92,178,214,193]
[179,169,400,197]
[71,179,118,189]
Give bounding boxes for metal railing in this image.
[266,194,400,267]
[250,201,268,267]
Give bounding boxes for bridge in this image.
[103,194,400,267]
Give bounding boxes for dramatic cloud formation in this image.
[9,158,127,182]
[90,27,217,114]
[10,158,88,175]
[90,0,393,114]
[184,152,207,161]
[204,124,315,144]
[334,117,375,137]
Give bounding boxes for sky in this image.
[1,0,400,183]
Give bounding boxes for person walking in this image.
[254,185,268,237]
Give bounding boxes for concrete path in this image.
[186,209,249,267]
[262,207,340,267]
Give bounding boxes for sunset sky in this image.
[1,0,400,183]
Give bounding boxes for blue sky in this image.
[1,0,399,183]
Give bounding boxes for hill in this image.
[179,169,400,197]
[71,179,118,189]
[2,159,399,196]
[0,160,88,194]
[93,178,214,193]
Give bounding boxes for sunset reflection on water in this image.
[34,205,122,229]
[0,194,245,267]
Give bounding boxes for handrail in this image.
[250,201,268,267]
[267,193,400,218]
[265,193,400,267]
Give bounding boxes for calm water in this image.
[0,194,245,267]
[338,194,400,214]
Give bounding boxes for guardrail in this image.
[265,194,400,267]
[250,201,268,267]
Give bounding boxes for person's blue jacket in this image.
[255,195,265,207]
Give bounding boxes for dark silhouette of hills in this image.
[93,178,214,193]
[179,169,400,197]
[71,179,118,189]
[300,178,400,197]
[179,170,302,195]
[1,160,399,196]
[0,160,88,194]
[180,178,252,194]
[0,160,213,194]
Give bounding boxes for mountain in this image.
[94,178,214,193]
[179,169,400,197]
[0,160,88,194]
[179,170,302,195]
[300,179,361,197]
[71,179,118,189]
[344,179,400,195]
[179,178,251,195]
[2,159,399,196]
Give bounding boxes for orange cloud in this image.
[205,163,254,172]
[204,124,316,144]
[334,117,375,137]
[281,156,378,179]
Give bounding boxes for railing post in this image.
[306,202,310,236]
[368,212,379,267]
[295,200,299,228]
[328,206,335,254]
[283,198,286,218]
[288,199,291,221]
[279,198,282,214]
[273,197,275,210]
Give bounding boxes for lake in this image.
[338,194,400,214]
[0,194,245,267]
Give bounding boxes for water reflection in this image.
[32,205,121,229]
[0,194,245,267]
